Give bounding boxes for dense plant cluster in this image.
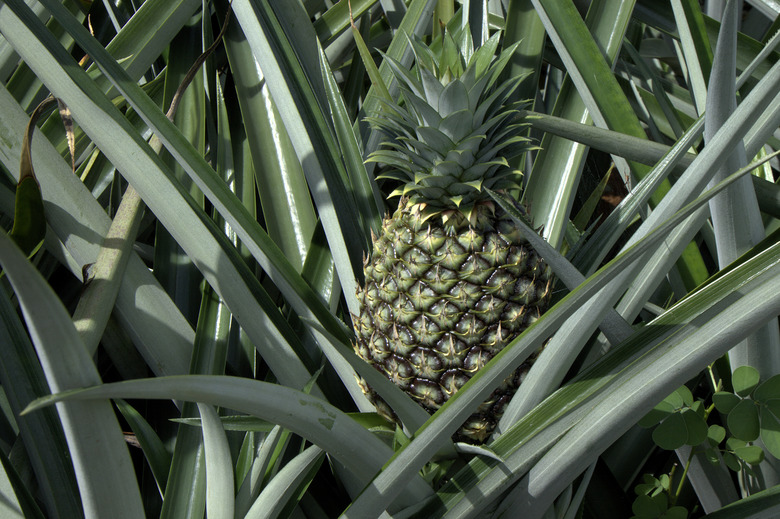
[0,0,778,517]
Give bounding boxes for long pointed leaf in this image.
[2,0,325,392]
[0,232,144,518]
[24,375,434,510]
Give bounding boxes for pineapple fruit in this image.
[353,27,552,443]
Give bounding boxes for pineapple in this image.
[353,27,552,442]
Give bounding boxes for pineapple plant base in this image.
[352,26,553,443]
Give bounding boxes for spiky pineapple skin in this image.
[353,201,551,442]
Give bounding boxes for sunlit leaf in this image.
[708,424,726,446]
[733,445,764,466]
[733,366,761,396]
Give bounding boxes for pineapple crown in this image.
[366,25,534,226]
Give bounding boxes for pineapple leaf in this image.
[460,166,506,184]
[0,229,145,517]
[484,41,523,91]
[23,375,435,504]
[460,179,484,191]
[348,14,393,104]
[438,80,469,118]
[396,136,442,163]
[403,90,444,127]
[407,31,439,78]
[416,126,455,152]
[369,153,417,172]
[459,23,474,64]
[438,110,474,142]
[472,76,524,124]
[419,67,445,111]
[365,115,412,142]
[469,31,502,79]
[372,148,432,171]
[440,27,465,79]
[383,54,426,100]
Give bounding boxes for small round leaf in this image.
[763,399,780,420]
[733,445,764,465]
[642,474,658,485]
[642,387,693,428]
[663,390,685,410]
[635,482,656,496]
[723,451,741,472]
[754,374,780,402]
[661,395,682,412]
[704,447,720,465]
[652,413,687,450]
[713,392,740,414]
[681,408,708,446]
[632,493,667,517]
[639,404,674,428]
[727,399,760,441]
[759,407,780,459]
[732,366,760,397]
[666,506,689,519]
[708,424,726,446]
[725,437,747,451]
[673,386,694,407]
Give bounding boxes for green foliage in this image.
[641,386,708,450]
[652,409,708,451]
[638,366,780,516]
[645,367,780,465]
[716,368,780,460]
[0,1,778,517]
[631,474,689,519]
[732,365,761,396]
[727,400,759,442]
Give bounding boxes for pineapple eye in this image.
[463,347,490,373]
[410,378,446,408]
[439,370,470,397]
[409,347,443,380]
[383,355,414,390]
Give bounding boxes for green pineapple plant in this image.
[0,1,779,517]
[352,26,552,442]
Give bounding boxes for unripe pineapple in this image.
[353,27,552,442]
